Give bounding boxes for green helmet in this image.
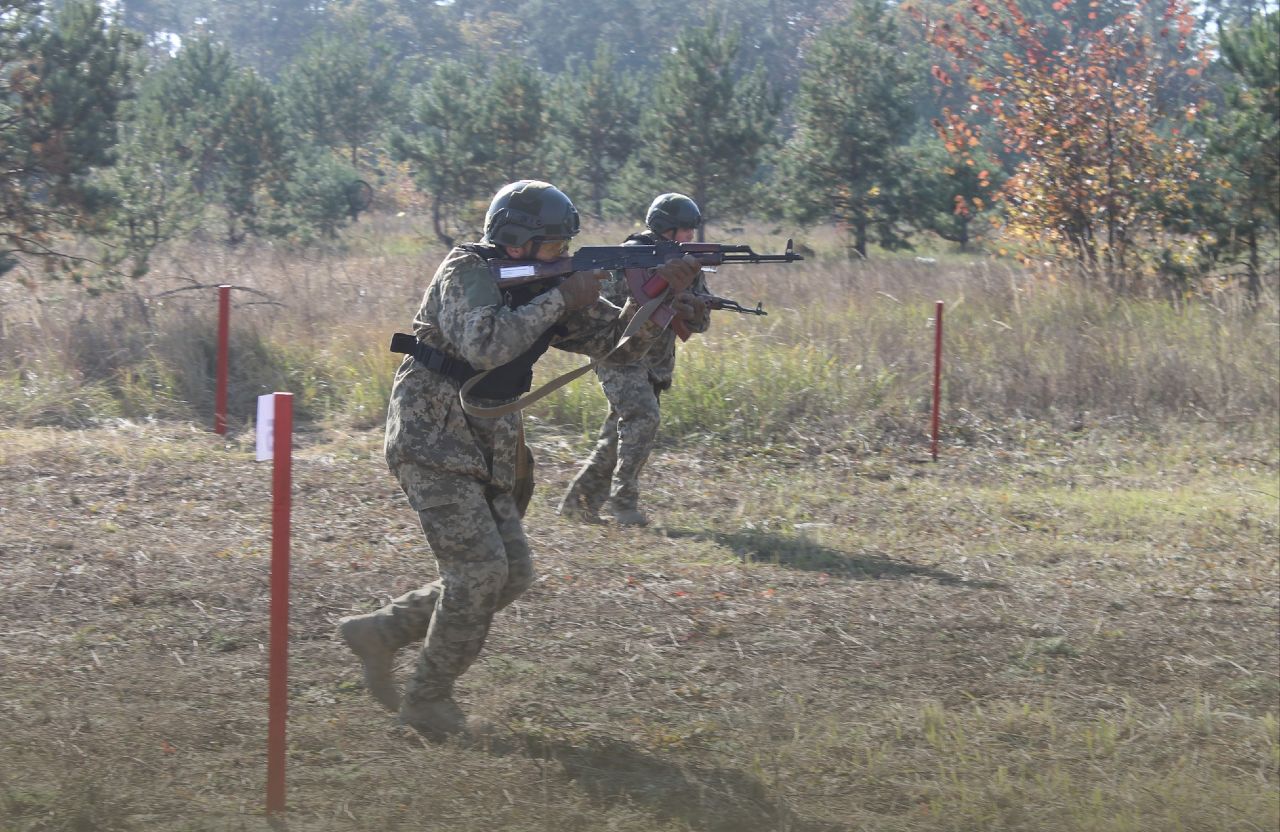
[482,180,580,247]
[645,192,702,235]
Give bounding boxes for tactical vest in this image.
[455,244,566,400]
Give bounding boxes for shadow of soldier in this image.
[664,526,1005,590]
[475,729,849,832]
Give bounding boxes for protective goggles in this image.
[534,237,571,257]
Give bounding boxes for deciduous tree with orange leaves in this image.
[913,0,1209,291]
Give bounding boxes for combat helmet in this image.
[482,180,580,247]
[645,193,702,236]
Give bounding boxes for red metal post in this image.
[215,285,231,434]
[930,301,944,462]
[266,393,292,817]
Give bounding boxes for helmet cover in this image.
[483,180,580,247]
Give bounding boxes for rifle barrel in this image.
[492,238,803,288]
[717,253,803,263]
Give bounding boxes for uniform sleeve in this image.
[686,271,712,334]
[599,269,631,306]
[434,254,568,369]
[551,296,662,362]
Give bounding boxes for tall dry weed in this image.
[0,219,1275,443]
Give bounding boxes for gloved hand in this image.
[654,254,702,294]
[669,291,707,326]
[558,270,605,311]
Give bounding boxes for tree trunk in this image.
[592,175,604,222]
[695,184,708,243]
[591,150,605,220]
[1247,226,1260,304]
[432,196,454,248]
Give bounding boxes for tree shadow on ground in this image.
[494,730,847,832]
[665,527,1004,589]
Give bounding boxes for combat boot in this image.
[338,613,402,713]
[338,588,439,711]
[608,499,649,527]
[398,696,469,741]
[557,487,605,525]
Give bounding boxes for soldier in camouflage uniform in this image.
[337,181,703,740]
[558,193,711,527]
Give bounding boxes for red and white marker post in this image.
[257,393,293,817]
[930,300,944,462]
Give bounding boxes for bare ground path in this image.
[1,421,1276,831]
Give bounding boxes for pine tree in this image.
[218,68,290,243]
[780,0,923,258]
[98,78,203,273]
[280,27,398,167]
[392,60,493,247]
[206,0,326,77]
[545,45,641,220]
[284,148,364,240]
[476,55,549,183]
[899,131,1005,253]
[1197,11,1279,300]
[1,0,142,280]
[632,20,779,238]
[148,36,236,198]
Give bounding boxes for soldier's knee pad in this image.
[441,558,510,616]
[618,392,660,421]
[620,406,660,442]
[502,564,535,605]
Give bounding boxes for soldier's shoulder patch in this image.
[441,250,501,308]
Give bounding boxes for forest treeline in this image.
[1,0,1277,296]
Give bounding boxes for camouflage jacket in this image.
[599,232,711,387]
[385,245,664,509]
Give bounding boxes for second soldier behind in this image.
[558,193,710,526]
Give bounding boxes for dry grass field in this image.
[1,222,1277,830]
[1,419,1276,831]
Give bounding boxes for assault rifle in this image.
[488,239,800,339]
[697,293,768,318]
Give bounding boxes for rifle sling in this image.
[458,291,669,419]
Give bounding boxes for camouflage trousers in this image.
[374,473,534,703]
[564,363,663,512]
